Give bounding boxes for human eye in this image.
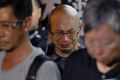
[88,39,95,44]
[55,31,63,36]
[101,39,112,46]
[69,30,76,34]
[68,30,77,36]
[85,36,96,45]
[1,22,10,28]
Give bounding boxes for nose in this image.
[62,34,70,41]
[94,42,103,55]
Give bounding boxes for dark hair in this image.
[0,0,32,20]
[83,0,120,34]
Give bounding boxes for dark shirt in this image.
[46,44,85,74]
[62,48,120,80]
[46,44,66,74]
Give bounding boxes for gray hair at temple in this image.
[83,0,120,34]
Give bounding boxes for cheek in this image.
[51,36,60,45]
[11,32,24,46]
[75,36,79,42]
[85,40,92,51]
[98,43,120,65]
[71,35,79,43]
[105,43,120,58]
[85,43,94,55]
[6,31,17,42]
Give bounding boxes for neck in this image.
[55,43,80,58]
[2,37,33,71]
[55,49,70,58]
[96,61,118,74]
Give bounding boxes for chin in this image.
[0,46,13,52]
[106,59,120,66]
[97,57,116,66]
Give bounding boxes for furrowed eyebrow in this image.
[0,21,11,23]
[56,28,76,32]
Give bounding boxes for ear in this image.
[23,17,32,32]
[38,8,41,19]
[79,23,85,36]
[79,23,84,31]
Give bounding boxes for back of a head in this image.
[83,0,120,34]
[0,0,32,20]
[49,5,79,30]
[30,0,41,30]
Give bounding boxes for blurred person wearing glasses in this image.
[0,0,61,80]
[46,5,83,74]
[63,0,120,80]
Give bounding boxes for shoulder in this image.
[39,60,60,74]
[65,48,91,66]
[67,48,88,60]
[32,46,45,55]
[46,44,55,56]
[36,61,61,80]
[41,60,58,69]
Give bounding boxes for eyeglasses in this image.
[0,20,23,30]
[50,30,79,38]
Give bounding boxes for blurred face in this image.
[85,25,120,65]
[0,6,25,51]
[50,14,80,54]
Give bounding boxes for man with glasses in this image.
[46,5,83,74]
[0,0,61,80]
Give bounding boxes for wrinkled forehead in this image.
[51,14,79,30]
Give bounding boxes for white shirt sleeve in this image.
[36,61,61,80]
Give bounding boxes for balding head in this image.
[49,5,80,29]
[50,5,78,18]
[49,5,82,57]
